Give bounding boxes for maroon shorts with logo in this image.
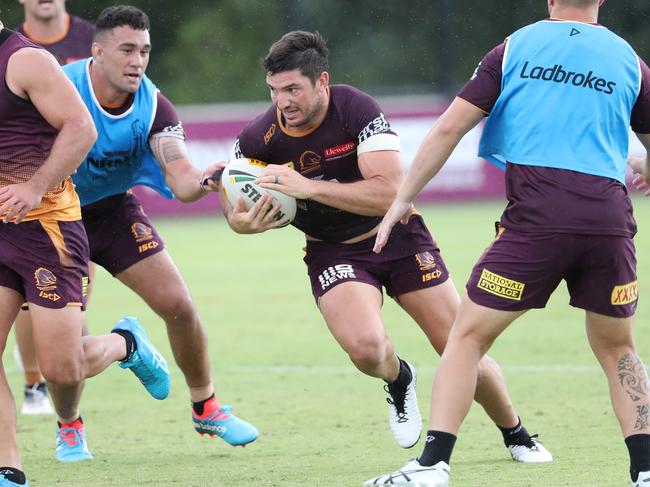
[82,192,165,276]
[304,214,450,301]
[466,228,637,318]
[0,219,89,309]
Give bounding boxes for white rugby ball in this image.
[221,158,297,225]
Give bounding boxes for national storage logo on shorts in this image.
[477,269,525,301]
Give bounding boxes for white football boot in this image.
[363,459,450,487]
[385,361,422,448]
[508,435,553,463]
[633,471,650,486]
[21,383,54,415]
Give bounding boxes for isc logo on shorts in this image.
[477,269,525,301]
[611,281,638,305]
[138,241,159,253]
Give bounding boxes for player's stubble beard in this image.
[287,88,326,129]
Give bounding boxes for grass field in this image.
[7,197,650,487]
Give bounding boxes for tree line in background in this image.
[2,0,649,104]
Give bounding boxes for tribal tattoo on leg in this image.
[618,353,650,431]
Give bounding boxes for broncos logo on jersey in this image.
[298,151,322,176]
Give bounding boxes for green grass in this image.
[8,197,650,486]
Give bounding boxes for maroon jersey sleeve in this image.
[457,41,506,114]
[631,57,650,134]
[334,85,396,145]
[150,92,184,139]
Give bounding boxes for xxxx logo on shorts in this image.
[415,252,437,271]
[131,222,153,243]
[611,281,638,305]
[477,269,525,301]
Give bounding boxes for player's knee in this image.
[40,360,84,386]
[477,354,503,385]
[157,291,198,325]
[347,335,391,370]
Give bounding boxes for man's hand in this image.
[257,164,313,200]
[373,200,414,253]
[199,161,226,193]
[224,194,290,234]
[0,182,45,224]
[628,155,650,196]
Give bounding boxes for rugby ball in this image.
[221,158,297,225]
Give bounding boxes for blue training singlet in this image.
[478,20,641,184]
[64,59,174,206]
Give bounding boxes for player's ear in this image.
[91,42,102,62]
[318,71,329,90]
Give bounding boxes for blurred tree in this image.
[0,0,648,103]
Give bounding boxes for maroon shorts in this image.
[466,227,637,318]
[0,219,89,309]
[82,192,165,276]
[304,214,450,301]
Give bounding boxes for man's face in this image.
[266,69,327,128]
[19,0,66,21]
[93,26,151,95]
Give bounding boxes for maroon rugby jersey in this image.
[0,29,80,221]
[235,84,397,242]
[458,32,650,238]
[18,14,93,65]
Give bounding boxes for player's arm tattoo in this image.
[617,353,650,431]
[150,135,188,170]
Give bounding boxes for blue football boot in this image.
[55,418,93,462]
[0,468,29,486]
[192,397,258,446]
[112,317,170,400]
[0,479,28,487]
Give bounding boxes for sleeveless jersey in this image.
[235,84,398,242]
[479,20,641,184]
[18,14,94,65]
[0,29,80,221]
[64,59,174,206]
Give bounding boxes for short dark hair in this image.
[94,5,150,40]
[263,31,329,85]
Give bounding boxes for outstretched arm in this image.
[0,48,96,222]
[373,97,485,253]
